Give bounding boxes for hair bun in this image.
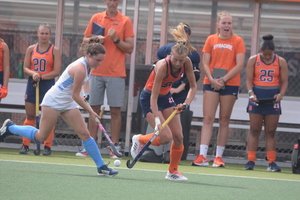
[262,34,274,41]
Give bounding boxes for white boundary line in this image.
[1,159,299,183]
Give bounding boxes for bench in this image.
[189,91,300,154]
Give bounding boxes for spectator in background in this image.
[245,34,288,172]
[19,23,61,156]
[77,0,134,158]
[0,38,10,102]
[0,37,118,177]
[192,11,246,167]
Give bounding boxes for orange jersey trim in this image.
[0,42,3,71]
[30,43,55,75]
[84,10,134,77]
[145,55,185,95]
[203,34,246,86]
[252,53,281,87]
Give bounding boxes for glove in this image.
[83,94,89,102]
[175,103,189,114]
[0,86,8,98]
[154,117,161,132]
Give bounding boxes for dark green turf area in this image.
[1,148,299,200]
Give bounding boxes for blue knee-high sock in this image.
[9,125,37,141]
[82,137,104,168]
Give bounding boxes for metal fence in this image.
[1,28,299,162]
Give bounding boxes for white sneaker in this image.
[75,148,89,157]
[165,171,188,181]
[130,134,142,159]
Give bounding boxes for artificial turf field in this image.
[0,148,299,200]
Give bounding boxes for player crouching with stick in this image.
[0,37,118,177]
[131,42,197,181]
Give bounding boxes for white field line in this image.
[1,159,299,183]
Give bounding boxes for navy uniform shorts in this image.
[0,71,3,85]
[203,84,239,97]
[247,86,281,115]
[25,77,55,103]
[139,88,176,118]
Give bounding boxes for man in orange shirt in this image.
[77,0,134,158]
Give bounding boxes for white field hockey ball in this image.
[114,159,121,167]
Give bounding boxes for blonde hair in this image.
[216,11,234,36]
[171,43,189,57]
[169,22,196,54]
[38,22,52,34]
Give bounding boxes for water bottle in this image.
[18,60,24,79]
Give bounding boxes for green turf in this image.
[1,148,299,200]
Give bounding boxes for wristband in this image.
[114,38,120,44]
[248,90,253,94]
[209,78,214,82]
[278,93,283,98]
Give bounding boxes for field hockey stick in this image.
[34,81,41,156]
[95,107,123,158]
[126,109,178,169]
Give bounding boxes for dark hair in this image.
[261,34,275,51]
[82,36,106,56]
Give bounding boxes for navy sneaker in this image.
[43,146,52,156]
[267,162,281,172]
[98,163,118,177]
[19,145,30,154]
[245,161,255,170]
[0,119,14,140]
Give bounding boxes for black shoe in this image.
[245,161,255,170]
[19,145,30,154]
[98,163,118,177]
[43,146,52,156]
[0,119,14,140]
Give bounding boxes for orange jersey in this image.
[203,34,246,86]
[0,42,3,71]
[84,10,134,77]
[30,43,55,75]
[145,55,185,95]
[252,53,280,87]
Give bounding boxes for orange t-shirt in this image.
[253,53,280,87]
[203,34,246,86]
[145,55,185,95]
[84,10,134,77]
[30,43,55,75]
[0,42,3,72]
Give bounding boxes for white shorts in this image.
[41,92,78,112]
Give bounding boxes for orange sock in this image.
[22,119,35,146]
[267,150,276,163]
[138,133,161,146]
[168,142,184,173]
[44,128,55,148]
[247,151,256,162]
